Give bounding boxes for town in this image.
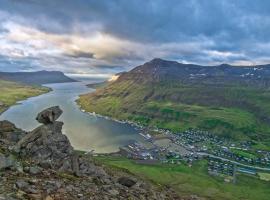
[117,127,270,183]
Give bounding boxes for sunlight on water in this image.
[0,81,143,153]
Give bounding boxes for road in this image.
[198,152,270,171]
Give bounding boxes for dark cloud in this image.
[2,0,269,43]
[65,51,95,59]
[0,0,270,74]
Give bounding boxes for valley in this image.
[78,59,270,149]
[2,1,270,199]
[1,67,270,199]
[77,58,270,199]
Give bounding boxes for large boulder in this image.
[0,120,16,132]
[14,106,76,172]
[0,120,26,148]
[12,106,101,176]
[36,106,63,124]
[118,177,136,187]
[0,153,20,171]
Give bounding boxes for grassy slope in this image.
[96,156,270,200]
[0,79,50,113]
[79,80,270,148]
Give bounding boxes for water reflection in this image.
[0,81,142,153]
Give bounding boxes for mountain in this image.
[117,58,270,87]
[78,58,270,148]
[0,70,77,85]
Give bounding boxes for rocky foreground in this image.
[0,106,190,200]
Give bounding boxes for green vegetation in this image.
[87,81,108,89]
[230,149,257,159]
[0,79,50,113]
[258,172,270,181]
[95,156,270,200]
[78,80,270,147]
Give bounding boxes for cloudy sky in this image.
[1,0,270,76]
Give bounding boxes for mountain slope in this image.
[0,79,50,113]
[78,59,270,148]
[0,70,77,85]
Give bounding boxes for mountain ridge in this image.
[0,70,77,85]
[116,58,270,87]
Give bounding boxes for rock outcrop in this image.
[0,106,182,200]
[14,106,76,173]
[13,106,103,177]
[0,120,26,151]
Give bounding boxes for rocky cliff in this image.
[0,107,182,200]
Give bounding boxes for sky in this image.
[1,0,270,76]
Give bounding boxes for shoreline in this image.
[77,104,145,130]
[76,103,270,172]
[0,86,52,116]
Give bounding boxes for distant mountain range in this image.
[79,58,270,147]
[118,58,270,87]
[0,70,77,85]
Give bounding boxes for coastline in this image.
[76,100,270,171]
[77,103,144,130]
[0,85,52,116]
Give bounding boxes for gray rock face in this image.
[29,166,42,175]
[0,121,26,146]
[118,177,136,187]
[15,180,30,190]
[15,106,77,173]
[0,120,15,132]
[0,106,181,200]
[36,106,63,124]
[14,106,100,176]
[0,154,14,170]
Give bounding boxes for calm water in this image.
[0,81,143,153]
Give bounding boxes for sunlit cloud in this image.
[1,0,270,75]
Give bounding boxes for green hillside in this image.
[0,79,50,113]
[79,81,270,147]
[95,156,270,200]
[78,59,270,148]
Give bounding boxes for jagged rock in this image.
[15,180,30,190]
[0,106,182,199]
[0,121,26,145]
[108,189,119,196]
[44,180,62,194]
[15,180,40,195]
[14,106,79,175]
[0,153,15,170]
[0,120,16,132]
[29,166,42,175]
[118,177,136,187]
[36,106,63,124]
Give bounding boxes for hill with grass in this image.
[0,70,76,85]
[0,79,50,114]
[78,58,270,147]
[95,156,270,200]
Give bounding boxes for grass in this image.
[78,80,270,147]
[258,172,270,181]
[0,79,50,113]
[95,156,270,200]
[230,149,257,159]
